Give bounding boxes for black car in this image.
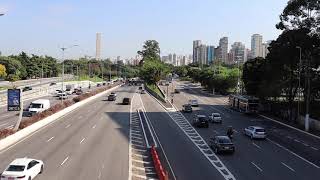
[138,86,143,90]
[192,115,209,128]
[209,136,235,154]
[103,82,106,86]
[97,83,101,87]
[49,82,57,86]
[182,104,192,113]
[122,97,131,105]
[108,94,116,101]
[174,89,180,93]
[22,86,32,92]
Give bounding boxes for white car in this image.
[58,92,68,99]
[110,92,117,97]
[244,126,267,139]
[209,113,222,123]
[189,99,199,107]
[1,158,44,180]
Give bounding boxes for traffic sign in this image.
[7,89,21,111]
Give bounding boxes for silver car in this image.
[244,126,266,139]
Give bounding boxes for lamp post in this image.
[60,45,78,102]
[296,46,302,123]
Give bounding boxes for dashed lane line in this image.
[46,136,54,142]
[252,142,261,149]
[80,137,85,144]
[311,147,319,151]
[65,124,71,128]
[281,162,295,172]
[60,156,69,166]
[251,162,263,172]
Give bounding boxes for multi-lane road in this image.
[0,80,319,180]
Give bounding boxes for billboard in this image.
[7,89,21,111]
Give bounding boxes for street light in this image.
[296,46,302,123]
[60,45,79,101]
[0,13,4,16]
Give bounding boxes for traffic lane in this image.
[140,93,226,180]
[201,96,320,167]
[173,95,302,180]
[0,85,135,179]
[176,90,320,176]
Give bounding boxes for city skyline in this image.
[0,0,288,59]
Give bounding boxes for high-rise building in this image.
[214,46,220,61]
[207,46,215,64]
[117,56,121,61]
[199,44,207,66]
[251,34,263,58]
[168,54,173,64]
[245,48,251,61]
[231,42,246,63]
[219,37,228,63]
[173,53,177,66]
[96,33,101,60]
[193,40,201,63]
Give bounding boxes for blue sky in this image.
[0,0,288,59]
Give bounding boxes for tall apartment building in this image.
[207,46,215,64]
[251,34,263,58]
[231,42,246,63]
[219,37,228,63]
[214,46,220,61]
[199,44,207,66]
[193,40,201,63]
[173,53,177,66]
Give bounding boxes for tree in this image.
[0,56,27,81]
[0,64,7,78]
[277,0,320,34]
[140,60,169,84]
[137,40,161,63]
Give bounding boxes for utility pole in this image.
[305,53,311,131]
[296,46,302,122]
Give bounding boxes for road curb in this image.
[0,85,120,152]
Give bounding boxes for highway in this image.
[161,80,320,180]
[0,85,135,179]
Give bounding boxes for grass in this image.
[146,83,165,99]
[0,86,9,91]
[77,75,104,82]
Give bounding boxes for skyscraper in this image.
[219,37,228,63]
[193,40,201,63]
[199,44,207,66]
[251,34,263,58]
[231,42,246,63]
[173,53,177,66]
[96,33,101,60]
[207,46,215,64]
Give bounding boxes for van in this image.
[28,99,50,115]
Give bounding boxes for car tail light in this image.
[17,175,25,179]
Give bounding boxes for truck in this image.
[28,99,50,116]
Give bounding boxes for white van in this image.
[28,99,50,115]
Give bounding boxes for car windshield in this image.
[218,138,231,144]
[214,114,220,117]
[198,117,207,121]
[6,165,25,172]
[256,129,265,132]
[29,103,42,108]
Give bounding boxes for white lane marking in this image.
[281,162,295,172]
[80,138,85,144]
[60,156,69,166]
[92,124,96,129]
[234,129,239,133]
[252,142,261,149]
[294,139,300,143]
[46,136,54,142]
[0,123,8,127]
[311,147,319,151]
[267,138,320,168]
[98,171,101,179]
[65,124,71,128]
[128,93,135,180]
[251,162,263,172]
[287,136,293,139]
[102,164,105,169]
[0,114,11,118]
[6,125,14,129]
[302,143,309,147]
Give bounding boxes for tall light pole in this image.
[60,45,78,101]
[296,46,302,122]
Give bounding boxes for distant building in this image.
[117,56,121,61]
[231,42,246,63]
[168,54,173,64]
[207,46,215,64]
[219,37,228,63]
[173,54,177,66]
[193,40,201,63]
[96,33,101,60]
[161,56,169,63]
[214,46,220,61]
[227,52,234,64]
[251,34,263,58]
[199,44,207,66]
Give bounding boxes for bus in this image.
[229,95,259,114]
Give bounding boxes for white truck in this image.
[28,99,50,116]
[209,113,222,123]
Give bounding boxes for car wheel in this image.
[250,134,254,139]
[40,165,43,174]
[29,177,31,180]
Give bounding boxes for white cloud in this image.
[0,4,11,14]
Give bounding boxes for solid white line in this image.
[252,142,261,149]
[80,138,85,144]
[92,124,96,129]
[46,136,54,142]
[65,124,71,128]
[311,147,319,151]
[60,156,69,166]
[287,136,293,139]
[281,162,295,172]
[260,114,320,140]
[267,138,320,168]
[294,139,300,143]
[251,162,263,172]
[128,93,136,180]
[98,171,101,179]
[302,143,309,147]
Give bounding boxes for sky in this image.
[0,0,289,60]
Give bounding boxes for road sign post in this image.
[7,89,23,131]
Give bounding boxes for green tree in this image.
[0,56,27,81]
[0,64,7,78]
[137,40,161,63]
[140,60,169,84]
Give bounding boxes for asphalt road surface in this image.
[0,85,136,180]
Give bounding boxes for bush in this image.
[0,128,15,139]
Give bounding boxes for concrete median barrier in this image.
[151,145,169,180]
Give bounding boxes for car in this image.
[184,86,190,90]
[49,82,56,86]
[174,89,180,93]
[182,104,192,113]
[209,113,222,123]
[58,92,68,99]
[141,89,146,94]
[189,99,199,107]
[108,94,116,101]
[28,99,50,116]
[192,115,209,128]
[209,136,235,154]
[102,82,106,86]
[22,86,32,92]
[122,97,131,105]
[1,158,44,180]
[244,126,267,139]
[55,90,63,97]
[97,83,101,87]
[138,86,143,90]
[110,92,117,97]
